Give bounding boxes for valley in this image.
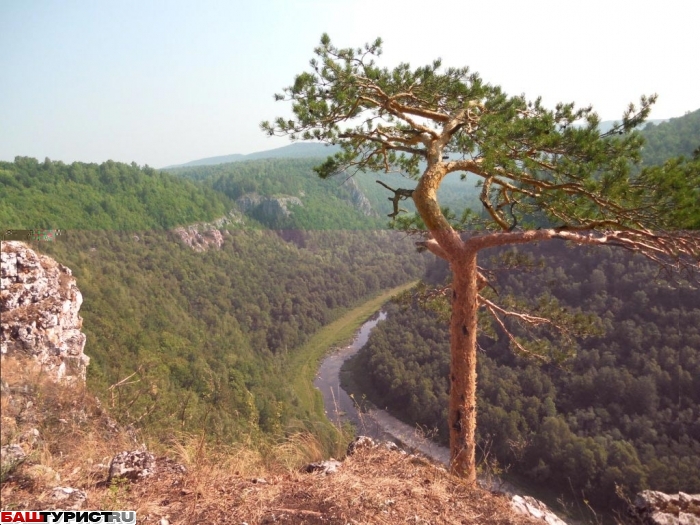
[1,107,698,523]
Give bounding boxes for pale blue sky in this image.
[1,0,698,168]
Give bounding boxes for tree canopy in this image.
[262,35,695,236]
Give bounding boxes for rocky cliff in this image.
[340,176,374,216]
[236,193,303,221]
[1,241,89,382]
[171,209,242,252]
[630,491,700,525]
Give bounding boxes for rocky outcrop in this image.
[1,444,26,480]
[236,193,303,221]
[341,176,374,216]
[511,495,568,525]
[173,226,225,252]
[235,192,264,213]
[347,435,401,456]
[108,450,157,482]
[1,241,89,382]
[630,491,700,525]
[50,487,88,510]
[347,435,380,456]
[304,460,342,475]
[171,210,242,252]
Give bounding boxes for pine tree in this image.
[262,34,700,482]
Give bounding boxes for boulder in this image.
[346,435,377,456]
[0,444,26,479]
[630,490,700,525]
[108,450,157,482]
[347,435,405,457]
[50,487,88,510]
[511,495,568,525]
[304,460,342,475]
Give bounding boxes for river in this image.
[314,310,510,489]
[314,310,577,525]
[313,311,389,440]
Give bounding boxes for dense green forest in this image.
[350,245,699,511]
[640,108,700,165]
[0,155,428,451]
[34,229,425,445]
[635,109,700,229]
[167,157,386,230]
[0,157,232,230]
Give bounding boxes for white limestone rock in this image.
[1,242,89,382]
[50,487,88,510]
[631,490,700,525]
[108,450,157,482]
[171,210,242,252]
[0,444,26,478]
[510,495,568,525]
[304,460,342,475]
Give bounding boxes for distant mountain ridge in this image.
[163,143,340,169]
[167,119,677,170]
[596,118,667,134]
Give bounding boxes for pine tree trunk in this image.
[448,250,479,483]
[412,161,480,482]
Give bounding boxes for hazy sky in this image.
[1,0,698,168]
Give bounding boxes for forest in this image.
[636,109,700,229]
[165,157,482,227]
[639,108,700,166]
[35,229,426,444]
[0,155,428,450]
[166,157,387,230]
[0,157,232,230]
[349,244,699,512]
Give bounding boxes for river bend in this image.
[314,310,576,525]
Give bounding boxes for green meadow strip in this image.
[287,280,419,420]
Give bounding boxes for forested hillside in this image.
[640,108,700,165]
[1,156,428,452]
[0,157,232,230]
[637,109,700,229]
[34,230,425,445]
[167,157,482,223]
[350,245,699,512]
[167,158,385,229]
